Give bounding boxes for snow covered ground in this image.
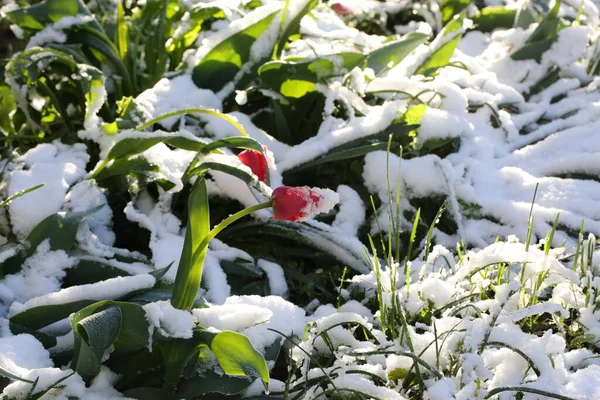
[1,0,600,398]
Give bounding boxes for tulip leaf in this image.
[192,10,279,92]
[473,7,516,32]
[511,0,561,62]
[210,331,270,387]
[189,161,272,198]
[170,178,210,311]
[71,300,150,381]
[366,32,428,74]
[259,52,366,97]
[416,12,465,76]
[178,370,255,397]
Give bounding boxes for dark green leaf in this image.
[9,321,57,349]
[511,0,562,62]
[366,32,428,74]
[192,10,279,91]
[259,52,365,97]
[63,260,130,288]
[10,300,97,330]
[178,370,254,398]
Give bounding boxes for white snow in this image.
[6,141,89,238]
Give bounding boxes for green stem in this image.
[171,200,272,310]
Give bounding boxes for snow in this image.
[257,259,288,296]
[0,240,77,304]
[135,75,223,130]
[6,141,89,238]
[143,300,194,341]
[8,274,156,317]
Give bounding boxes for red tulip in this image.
[237,146,268,183]
[271,186,339,221]
[331,2,352,15]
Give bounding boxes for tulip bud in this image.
[237,146,268,183]
[272,186,339,221]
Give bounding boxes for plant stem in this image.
[171,200,272,310]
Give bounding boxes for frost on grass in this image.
[289,237,600,399]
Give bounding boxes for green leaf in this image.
[511,0,562,62]
[514,0,539,29]
[5,0,101,34]
[473,7,517,32]
[290,123,417,171]
[27,205,103,253]
[441,0,472,23]
[259,52,366,97]
[416,13,465,76]
[10,300,97,330]
[366,32,428,74]
[0,84,18,136]
[171,179,210,311]
[273,0,319,58]
[71,301,150,381]
[210,331,269,387]
[9,322,57,349]
[116,0,128,60]
[5,47,106,133]
[1,206,103,276]
[192,10,279,91]
[178,370,254,398]
[62,260,130,288]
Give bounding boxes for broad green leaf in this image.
[259,52,365,97]
[511,0,562,62]
[5,0,101,34]
[160,333,210,391]
[10,300,97,330]
[9,322,57,349]
[224,220,370,273]
[211,331,269,387]
[192,10,279,91]
[293,143,393,171]
[178,370,254,398]
[366,32,428,74]
[473,7,516,32]
[62,260,131,288]
[91,133,207,178]
[416,13,466,76]
[290,123,417,171]
[171,179,210,311]
[71,301,150,381]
